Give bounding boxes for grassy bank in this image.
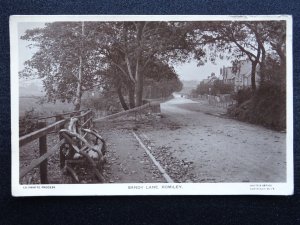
[228,84,286,131]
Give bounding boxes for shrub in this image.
[211,80,234,95]
[228,83,286,131]
[194,80,234,96]
[232,88,253,105]
[252,83,286,130]
[82,94,122,114]
[19,108,39,136]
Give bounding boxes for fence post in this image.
[56,115,65,168]
[151,103,161,113]
[38,121,48,184]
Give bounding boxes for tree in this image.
[20,22,104,110]
[191,21,284,91]
[193,79,233,96]
[97,21,195,107]
[143,60,183,99]
[211,80,234,95]
[265,21,286,91]
[195,81,210,95]
[101,55,183,109]
[20,21,195,111]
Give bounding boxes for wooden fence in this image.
[19,101,161,184]
[199,94,236,108]
[19,109,93,184]
[94,101,161,122]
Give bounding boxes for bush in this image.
[228,83,286,131]
[82,94,122,114]
[232,88,253,105]
[19,108,39,136]
[252,83,286,130]
[194,80,234,96]
[211,80,234,95]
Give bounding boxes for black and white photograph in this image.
[10,15,293,196]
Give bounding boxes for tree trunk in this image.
[135,69,144,106]
[74,96,81,111]
[74,22,85,111]
[74,56,83,111]
[128,86,135,109]
[258,42,266,86]
[279,50,286,93]
[74,87,82,111]
[116,85,129,110]
[134,22,144,107]
[251,61,258,91]
[275,44,286,92]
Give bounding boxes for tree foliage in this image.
[193,80,233,96]
[20,20,286,112]
[20,22,105,109]
[190,21,286,91]
[96,21,195,107]
[20,21,196,110]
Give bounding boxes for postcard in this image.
[11,15,293,196]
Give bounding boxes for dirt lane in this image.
[95,112,197,183]
[97,120,165,183]
[91,94,286,184]
[140,94,286,183]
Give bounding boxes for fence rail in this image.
[94,102,160,122]
[29,108,90,120]
[20,102,160,184]
[19,110,94,183]
[20,119,67,147]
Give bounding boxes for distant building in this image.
[203,72,218,85]
[208,73,218,84]
[202,78,209,84]
[221,66,235,85]
[220,59,260,91]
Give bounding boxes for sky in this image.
[18,22,232,85]
[174,59,231,81]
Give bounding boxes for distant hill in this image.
[19,81,44,97]
[178,80,200,95]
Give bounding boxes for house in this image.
[203,73,218,85]
[220,59,260,91]
[221,67,236,85]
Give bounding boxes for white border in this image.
[10,15,293,196]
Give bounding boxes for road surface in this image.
[95,94,286,183]
[20,94,286,184]
[140,94,286,183]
